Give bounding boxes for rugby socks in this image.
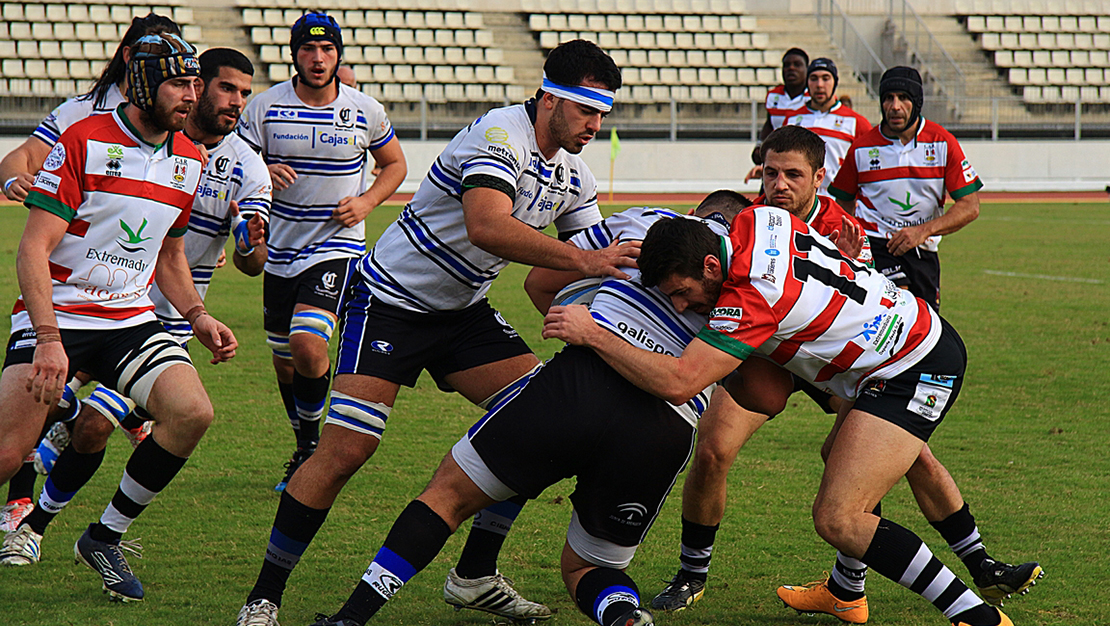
[575,567,642,626]
[292,372,329,448]
[278,380,300,437]
[22,446,106,534]
[827,501,879,601]
[676,516,717,581]
[118,410,148,433]
[862,518,998,624]
[248,490,330,606]
[454,495,526,579]
[6,462,36,503]
[90,436,187,543]
[931,502,990,580]
[334,500,453,623]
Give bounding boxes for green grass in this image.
[0,201,1107,625]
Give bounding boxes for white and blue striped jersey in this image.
[149,133,273,341]
[237,80,394,277]
[360,102,601,312]
[31,86,127,147]
[568,206,731,427]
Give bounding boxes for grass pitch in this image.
[0,200,1106,626]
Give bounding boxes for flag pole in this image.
[608,128,620,204]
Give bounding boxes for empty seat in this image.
[392,65,414,82]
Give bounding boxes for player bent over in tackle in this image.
[544,200,1022,626]
[235,39,636,626]
[0,33,239,602]
[303,192,750,626]
[651,127,1041,621]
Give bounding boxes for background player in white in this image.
[829,66,981,310]
[544,202,1021,626]
[646,128,1040,620]
[0,33,239,603]
[782,58,872,196]
[746,48,810,183]
[235,39,634,626]
[0,13,183,533]
[1,48,270,569]
[301,194,748,626]
[237,12,407,491]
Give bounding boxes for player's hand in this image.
[887,224,931,256]
[744,165,763,184]
[215,249,227,268]
[333,195,375,228]
[268,164,298,190]
[542,304,603,346]
[577,240,640,280]
[830,216,864,260]
[193,314,238,364]
[4,172,36,202]
[229,200,266,251]
[750,144,763,165]
[27,341,68,405]
[194,143,210,170]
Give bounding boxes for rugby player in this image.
[829,66,981,310]
[0,12,183,534]
[782,58,871,196]
[646,128,1040,621]
[234,39,633,626]
[0,33,237,602]
[1,50,270,585]
[746,47,810,183]
[236,11,406,492]
[544,176,1024,626]
[301,194,749,626]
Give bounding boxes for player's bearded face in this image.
[194,69,252,137]
[295,41,339,89]
[660,273,722,316]
[807,71,835,107]
[549,96,603,154]
[149,77,198,133]
[882,92,914,132]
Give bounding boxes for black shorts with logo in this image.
[3,321,192,407]
[263,258,354,335]
[853,317,966,441]
[468,345,696,547]
[870,237,942,311]
[334,281,532,391]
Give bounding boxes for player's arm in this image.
[333,137,407,228]
[543,304,740,405]
[16,208,70,403]
[0,137,52,201]
[886,191,980,256]
[462,187,639,279]
[155,236,238,364]
[229,199,268,277]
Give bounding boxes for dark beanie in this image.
[808,57,838,92]
[879,66,924,129]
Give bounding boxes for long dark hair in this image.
[82,13,180,108]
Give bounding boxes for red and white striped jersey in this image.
[765,84,810,130]
[697,206,941,400]
[783,102,872,195]
[16,106,202,331]
[752,194,873,267]
[828,118,982,252]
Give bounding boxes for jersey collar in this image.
[803,196,821,224]
[717,235,733,276]
[114,103,170,153]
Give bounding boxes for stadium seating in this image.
[241,0,525,104]
[526,0,779,103]
[0,1,200,98]
[959,1,1110,104]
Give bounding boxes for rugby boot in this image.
[0,524,43,566]
[0,498,34,532]
[650,569,706,611]
[613,606,655,626]
[74,524,144,602]
[237,599,281,626]
[952,607,1013,626]
[306,614,360,626]
[974,558,1043,606]
[444,567,552,621]
[34,422,70,474]
[777,576,869,624]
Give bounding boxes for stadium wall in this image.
[1,137,1104,193]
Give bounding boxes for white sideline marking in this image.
[983,270,1103,284]
[978,216,1110,226]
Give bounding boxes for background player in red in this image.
[746,48,809,183]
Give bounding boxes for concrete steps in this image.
[481,11,545,94]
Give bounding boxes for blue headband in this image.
[541,73,614,112]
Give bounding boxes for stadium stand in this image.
[0,1,200,98]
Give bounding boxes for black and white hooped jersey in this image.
[149,133,272,341]
[237,80,394,277]
[569,206,731,427]
[31,87,126,147]
[359,102,602,312]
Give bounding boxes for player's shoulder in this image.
[471,103,531,138]
[170,131,203,162]
[62,108,119,141]
[846,124,887,149]
[811,195,856,233]
[918,119,959,144]
[219,133,268,170]
[838,104,871,125]
[338,83,385,113]
[768,84,787,97]
[245,80,294,112]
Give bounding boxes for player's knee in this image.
[0,448,25,483]
[158,393,214,438]
[812,500,853,548]
[692,438,735,480]
[72,408,116,452]
[289,332,332,378]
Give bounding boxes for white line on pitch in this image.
[983,270,1103,284]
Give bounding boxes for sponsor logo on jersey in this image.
[214,155,230,174]
[709,306,742,333]
[924,145,937,162]
[484,126,519,164]
[615,321,676,355]
[335,107,354,128]
[855,314,884,342]
[761,257,777,283]
[889,191,919,214]
[196,184,228,201]
[116,218,152,253]
[43,143,66,171]
[172,158,190,189]
[273,132,310,141]
[767,214,782,230]
[554,163,565,183]
[314,271,339,297]
[319,131,353,146]
[278,109,297,119]
[34,171,60,193]
[961,159,977,183]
